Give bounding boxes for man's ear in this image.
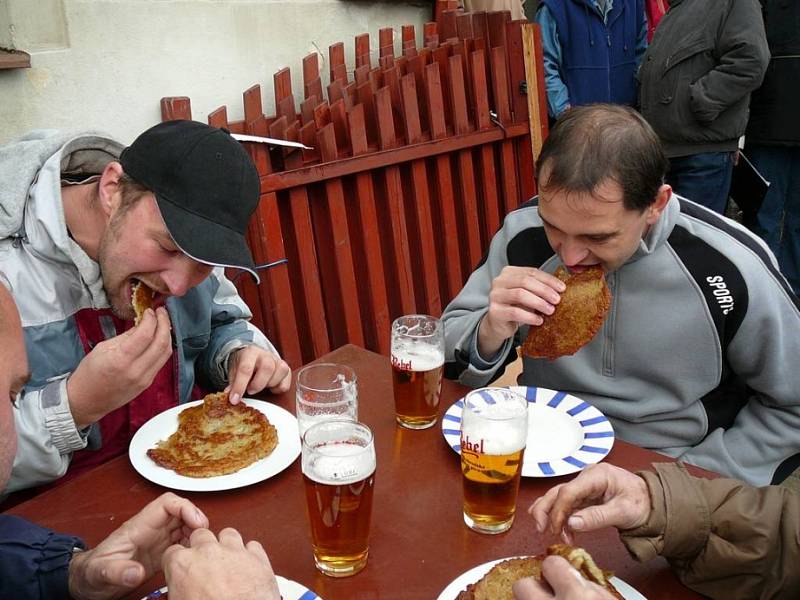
[97,162,125,217]
[645,184,671,225]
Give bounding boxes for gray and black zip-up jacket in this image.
[0,130,278,492]
[442,195,800,486]
[637,0,769,157]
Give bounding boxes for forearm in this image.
[622,463,800,600]
[8,380,87,492]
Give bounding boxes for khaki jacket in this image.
[621,463,800,599]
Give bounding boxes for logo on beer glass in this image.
[302,420,376,577]
[391,315,445,430]
[460,388,528,534]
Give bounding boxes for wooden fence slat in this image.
[313,101,332,131]
[490,46,522,214]
[402,24,416,49]
[457,13,474,40]
[207,106,228,129]
[160,97,192,121]
[424,62,448,140]
[355,33,371,68]
[423,21,437,46]
[273,68,292,105]
[329,42,347,83]
[277,95,297,124]
[440,9,459,41]
[357,82,378,150]
[316,124,365,347]
[243,84,262,123]
[506,19,528,124]
[379,27,394,57]
[300,95,318,126]
[349,105,391,354]
[330,99,350,155]
[355,64,370,86]
[302,53,319,98]
[448,54,470,135]
[299,121,321,164]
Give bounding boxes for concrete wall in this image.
[0,0,429,144]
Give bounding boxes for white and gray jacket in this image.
[442,194,800,486]
[0,130,277,492]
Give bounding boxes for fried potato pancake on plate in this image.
[521,265,611,360]
[457,544,623,600]
[131,280,154,325]
[147,392,278,478]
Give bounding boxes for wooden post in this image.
[522,23,546,164]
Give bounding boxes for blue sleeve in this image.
[635,2,648,68]
[0,515,85,600]
[535,5,571,118]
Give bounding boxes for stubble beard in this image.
[97,214,135,321]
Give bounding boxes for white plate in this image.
[437,557,646,600]
[140,575,322,599]
[129,398,301,492]
[441,386,614,477]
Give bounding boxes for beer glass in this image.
[296,363,358,437]
[302,420,376,577]
[390,314,445,429]
[460,387,528,534]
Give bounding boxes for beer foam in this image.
[303,442,376,484]
[391,342,444,371]
[462,419,527,455]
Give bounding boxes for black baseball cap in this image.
[119,120,260,281]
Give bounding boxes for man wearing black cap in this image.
[0,121,290,492]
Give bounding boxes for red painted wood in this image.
[356,81,378,150]
[262,123,528,193]
[243,84,262,123]
[313,101,332,131]
[375,87,396,151]
[302,53,319,96]
[423,21,438,47]
[440,9,458,41]
[355,33,371,69]
[402,24,416,49]
[160,97,192,121]
[315,124,365,347]
[354,64,370,87]
[457,12,474,40]
[300,95,318,126]
[507,19,528,124]
[273,68,292,105]
[329,42,347,83]
[277,95,297,124]
[379,27,394,57]
[207,106,228,129]
[330,99,350,156]
[448,54,470,135]
[299,120,321,164]
[349,106,391,355]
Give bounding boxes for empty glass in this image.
[295,363,358,437]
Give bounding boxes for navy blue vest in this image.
[542,0,642,107]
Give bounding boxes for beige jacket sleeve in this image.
[620,463,800,600]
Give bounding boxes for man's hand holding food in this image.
[225,345,291,404]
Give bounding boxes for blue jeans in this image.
[745,144,800,295]
[666,151,735,215]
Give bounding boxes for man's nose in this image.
[162,260,213,297]
[560,238,588,267]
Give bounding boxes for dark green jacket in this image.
[638,0,770,157]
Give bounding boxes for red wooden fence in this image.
[160,9,548,368]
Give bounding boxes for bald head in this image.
[0,280,27,490]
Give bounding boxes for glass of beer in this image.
[302,420,376,577]
[460,387,528,534]
[390,314,445,429]
[296,363,358,437]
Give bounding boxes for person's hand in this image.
[477,266,566,357]
[68,492,208,600]
[67,307,173,428]
[530,463,651,542]
[163,527,280,600]
[512,556,616,600]
[225,345,291,403]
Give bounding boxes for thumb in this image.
[567,504,618,531]
[94,559,146,589]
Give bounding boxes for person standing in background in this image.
[535,0,648,120]
[644,0,667,41]
[745,0,800,295]
[637,0,769,214]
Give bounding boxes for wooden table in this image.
[6,345,708,599]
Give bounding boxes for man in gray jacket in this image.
[442,104,800,486]
[0,120,291,491]
[637,0,769,214]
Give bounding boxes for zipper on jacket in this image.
[602,271,618,377]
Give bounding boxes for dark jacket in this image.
[623,463,800,599]
[745,0,800,146]
[541,0,646,108]
[0,515,85,599]
[638,0,770,157]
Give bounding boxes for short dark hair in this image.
[117,172,151,212]
[535,104,668,212]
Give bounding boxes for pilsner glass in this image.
[390,314,445,429]
[302,420,376,577]
[295,363,358,437]
[460,387,528,534]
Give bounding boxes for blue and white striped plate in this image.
[140,576,321,599]
[441,386,615,477]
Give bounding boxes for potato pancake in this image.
[521,265,611,360]
[131,280,154,325]
[147,392,278,478]
[457,544,623,600]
